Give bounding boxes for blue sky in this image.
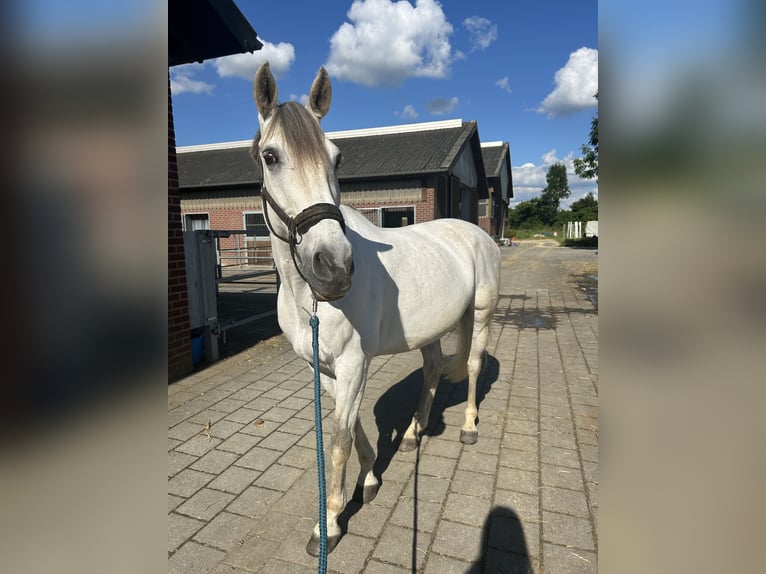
[171,0,598,207]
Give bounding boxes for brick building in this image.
[479,141,513,238]
[177,118,496,265]
[168,0,261,380]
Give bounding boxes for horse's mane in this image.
[250,102,329,168]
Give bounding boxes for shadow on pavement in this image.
[371,354,501,495]
[346,354,502,571]
[213,292,282,359]
[335,354,499,546]
[466,506,534,573]
[573,272,599,311]
[497,292,597,332]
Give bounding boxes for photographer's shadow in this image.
[466,506,535,573]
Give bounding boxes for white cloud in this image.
[496,76,512,93]
[395,104,419,119]
[289,93,309,105]
[170,63,214,95]
[169,40,296,95]
[541,149,559,165]
[325,0,454,86]
[213,40,295,80]
[510,149,598,208]
[537,47,598,117]
[463,16,497,51]
[426,96,459,115]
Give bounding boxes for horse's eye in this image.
[335,153,342,169]
[263,151,278,166]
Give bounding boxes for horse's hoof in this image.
[398,436,419,452]
[306,532,342,557]
[353,482,379,504]
[460,429,478,445]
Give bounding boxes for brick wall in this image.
[209,208,244,231]
[180,207,262,266]
[168,78,193,380]
[209,209,247,266]
[343,187,437,224]
[423,187,436,221]
[478,186,495,236]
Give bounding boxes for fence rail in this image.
[562,220,599,240]
[205,230,274,280]
[183,229,279,366]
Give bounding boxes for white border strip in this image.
[327,118,462,139]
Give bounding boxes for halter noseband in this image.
[260,186,347,299]
[261,186,345,247]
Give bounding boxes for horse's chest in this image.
[278,311,312,360]
[277,291,328,365]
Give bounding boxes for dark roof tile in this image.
[178,146,259,188]
[481,143,508,178]
[178,120,483,188]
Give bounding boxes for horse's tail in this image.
[442,308,473,383]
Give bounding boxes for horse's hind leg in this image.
[460,306,492,445]
[352,417,379,503]
[400,340,443,452]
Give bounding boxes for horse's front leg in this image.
[306,360,368,556]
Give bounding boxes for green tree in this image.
[574,93,598,180]
[570,192,599,221]
[507,200,542,230]
[553,208,574,230]
[506,164,574,231]
[538,163,571,226]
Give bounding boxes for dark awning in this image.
[169,0,262,66]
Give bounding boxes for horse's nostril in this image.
[312,251,353,289]
[313,252,331,279]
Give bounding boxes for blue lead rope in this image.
[310,299,328,574]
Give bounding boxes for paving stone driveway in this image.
[168,241,598,573]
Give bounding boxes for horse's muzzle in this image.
[308,250,354,301]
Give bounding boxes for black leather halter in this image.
[261,186,345,248]
[260,186,347,297]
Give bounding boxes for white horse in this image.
[251,62,501,555]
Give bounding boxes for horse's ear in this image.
[254,61,278,121]
[307,67,332,121]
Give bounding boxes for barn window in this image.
[244,212,269,239]
[184,213,209,231]
[382,206,415,227]
[478,199,489,218]
[242,212,272,266]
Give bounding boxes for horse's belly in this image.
[374,290,471,355]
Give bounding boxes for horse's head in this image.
[251,62,353,301]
